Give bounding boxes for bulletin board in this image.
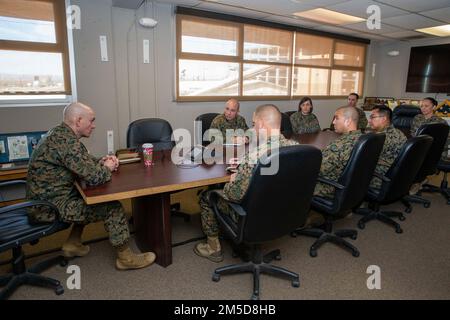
[0,131,47,164]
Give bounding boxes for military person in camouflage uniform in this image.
[368,105,406,189]
[195,104,298,262]
[209,98,249,144]
[315,106,363,199]
[27,102,155,270]
[290,97,321,134]
[329,93,368,131]
[411,97,449,159]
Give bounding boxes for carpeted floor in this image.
[3,188,449,300]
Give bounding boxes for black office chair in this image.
[392,105,421,136]
[356,135,433,233]
[127,118,190,222]
[0,180,70,300]
[420,159,450,205]
[285,110,296,118]
[403,123,449,211]
[210,145,322,300]
[195,113,220,146]
[280,112,293,136]
[292,133,385,257]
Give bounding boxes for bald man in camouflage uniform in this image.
[315,106,363,199]
[368,105,406,189]
[27,102,155,270]
[195,104,298,262]
[290,97,321,134]
[209,98,249,144]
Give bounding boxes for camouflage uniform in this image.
[209,114,249,143]
[330,107,368,131]
[314,130,363,199]
[290,112,321,134]
[26,123,130,247]
[199,135,298,237]
[410,114,449,159]
[370,125,406,189]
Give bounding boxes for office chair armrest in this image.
[372,172,391,183]
[317,177,345,190]
[0,200,60,217]
[0,179,26,188]
[209,190,247,217]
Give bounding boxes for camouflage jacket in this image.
[290,112,321,134]
[329,107,368,131]
[370,125,406,189]
[26,123,111,220]
[411,114,449,159]
[314,130,363,199]
[209,114,249,143]
[223,135,298,202]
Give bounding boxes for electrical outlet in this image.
[107,130,114,155]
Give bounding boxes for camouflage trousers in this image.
[314,182,335,199]
[199,189,239,238]
[62,198,130,248]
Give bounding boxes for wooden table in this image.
[76,131,340,267]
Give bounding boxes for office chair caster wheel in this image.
[292,279,300,288]
[251,294,260,300]
[395,227,403,234]
[309,249,317,257]
[399,215,406,221]
[424,202,430,208]
[55,285,64,296]
[352,251,360,257]
[274,254,281,261]
[290,231,297,238]
[212,273,220,282]
[405,207,412,213]
[357,221,365,229]
[350,234,357,240]
[59,258,68,267]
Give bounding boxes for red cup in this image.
[142,143,154,166]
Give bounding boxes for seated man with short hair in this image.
[209,98,249,144]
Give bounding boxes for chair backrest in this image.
[195,113,220,146]
[414,122,450,181]
[280,112,293,135]
[285,110,296,117]
[239,145,322,243]
[333,133,386,213]
[392,105,421,130]
[126,118,174,151]
[376,135,433,202]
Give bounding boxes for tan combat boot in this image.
[193,236,224,262]
[115,246,156,270]
[62,242,90,258]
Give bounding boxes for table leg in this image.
[132,193,172,267]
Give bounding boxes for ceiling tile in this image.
[420,7,450,23]
[211,0,315,15]
[374,0,450,13]
[195,2,269,19]
[382,14,443,29]
[261,15,321,28]
[290,0,351,6]
[382,30,424,38]
[155,0,202,7]
[327,0,409,19]
[113,0,147,9]
[344,21,403,34]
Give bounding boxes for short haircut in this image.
[372,104,392,122]
[227,98,240,110]
[255,104,282,129]
[298,96,313,113]
[348,92,359,99]
[423,97,438,106]
[336,106,359,124]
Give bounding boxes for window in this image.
[176,14,366,101]
[0,0,73,103]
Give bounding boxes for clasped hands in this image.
[100,154,119,172]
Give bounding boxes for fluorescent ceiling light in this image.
[293,8,365,25]
[416,24,450,37]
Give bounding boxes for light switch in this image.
[143,39,150,64]
[107,130,114,155]
[100,35,108,62]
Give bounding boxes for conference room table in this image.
[76,130,340,267]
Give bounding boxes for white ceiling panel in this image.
[195,2,269,19]
[113,0,146,9]
[327,0,409,19]
[155,0,202,7]
[420,7,450,23]
[261,15,321,28]
[211,0,314,15]
[382,14,443,29]
[344,21,403,34]
[374,0,450,13]
[382,30,424,38]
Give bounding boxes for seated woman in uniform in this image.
[290,97,321,134]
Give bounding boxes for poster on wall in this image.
[7,136,29,161]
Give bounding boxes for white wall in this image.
[0,0,371,156]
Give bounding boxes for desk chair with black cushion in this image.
[280,112,293,136]
[392,105,421,136]
[293,133,385,257]
[209,145,322,300]
[127,118,190,222]
[195,113,220,146]
[0,180,69,300]
[285,110,296,118]
[356,135,433,233]
[403,123,449,211]
[420,159,450,205]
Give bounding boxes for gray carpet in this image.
[6,192,450,300]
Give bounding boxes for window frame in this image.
[176,12,367,102]
[0,0,76,107]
